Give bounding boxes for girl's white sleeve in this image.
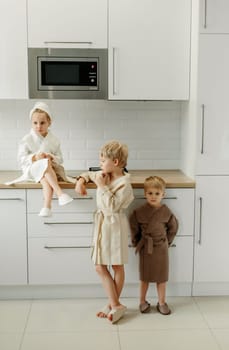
[17,140,34,169]
[50,143,63,165]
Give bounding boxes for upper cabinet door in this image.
[0,0,28,98]
[27,0,107,48]
[200,0,229,33]
[196,36,229,175]
[108,0,191,100]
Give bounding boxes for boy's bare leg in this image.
[95,265,125,318]
[112,264,125,298]
[140,280,149,304]
[97,265,125,318]
[156,282,166,305]
[40,177,53,208]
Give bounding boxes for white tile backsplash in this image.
[0,99,181,170]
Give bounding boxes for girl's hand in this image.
[36,152,46,160]
[75,178,87,196]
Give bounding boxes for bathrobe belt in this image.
[92,209,124,264]
[135,236,166,255]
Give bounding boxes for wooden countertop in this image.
[0,170,195,189]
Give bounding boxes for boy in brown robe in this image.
[129,176,178,315]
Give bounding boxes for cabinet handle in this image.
[203,0,207,29]
[112,47,117,95]
[198,197,203,245]
[43,221,93,225]
[44,245,91,249]
[201,104,205,154]
[0,198,22,200]
[44,41,93,45]
[134,196,177,200]
[52,197,93,201]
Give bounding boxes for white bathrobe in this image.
[80,171,134,265]
[6,129,72,185]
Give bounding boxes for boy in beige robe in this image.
[129,176,178,315]
[75,140,134,324]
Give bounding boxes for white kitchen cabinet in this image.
[0,190,27,285]
[199,0,229,33]
[27,0,107,48]
[108,0,191,100]
[28,237,98,284]
[125,188,194,291]
[0,0,28,98]
[196,35,229,175]
[193,176,229,294]
[27,189,97,284]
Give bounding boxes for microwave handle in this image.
[44,41,93,45]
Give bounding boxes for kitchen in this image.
[0,1,229,349]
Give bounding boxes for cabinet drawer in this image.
[27,189,96,213]
[28,213,94,237]
[28,237,98,284]
[0,189,26,201]
[128,188,194,236]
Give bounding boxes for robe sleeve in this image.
[129,210,142,247]
[98,181,134,211]
[49,143,63,165]
[166,214,179,246]
[17,139,34,170]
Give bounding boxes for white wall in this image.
[0,99,182,170]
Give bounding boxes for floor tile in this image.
[211,329,229,350]
[194,296,229,328]
[0,300,31,332]
[26,299,117,332]
[0,333,23,350]
[117,297,208,330]
[21,331,120,350]
[119,329,220,350]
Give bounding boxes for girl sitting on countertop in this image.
[5,102,73,217]
[75,140,134,324]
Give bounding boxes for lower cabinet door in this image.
[28,237,98,284]
[169,236,193,283]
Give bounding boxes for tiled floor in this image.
[0,296,229,350]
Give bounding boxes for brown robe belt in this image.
[135,236,166,255]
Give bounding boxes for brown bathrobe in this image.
[129,203,178,283]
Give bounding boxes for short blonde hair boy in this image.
[100,140,128,168]
[144,176,166,192]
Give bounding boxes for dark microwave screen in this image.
[40,61,98,89]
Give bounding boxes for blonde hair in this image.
[144,176,166,192]
[33,108,51,123]
[100,140,128,168]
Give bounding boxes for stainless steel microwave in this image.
[28,48,108,99]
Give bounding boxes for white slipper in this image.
[38,207,52,217]
[96,305,111,318]
[58,193,73,206]
[108,306,127,324]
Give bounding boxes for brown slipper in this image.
[156,302,171,315]
[139,301,151,313]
